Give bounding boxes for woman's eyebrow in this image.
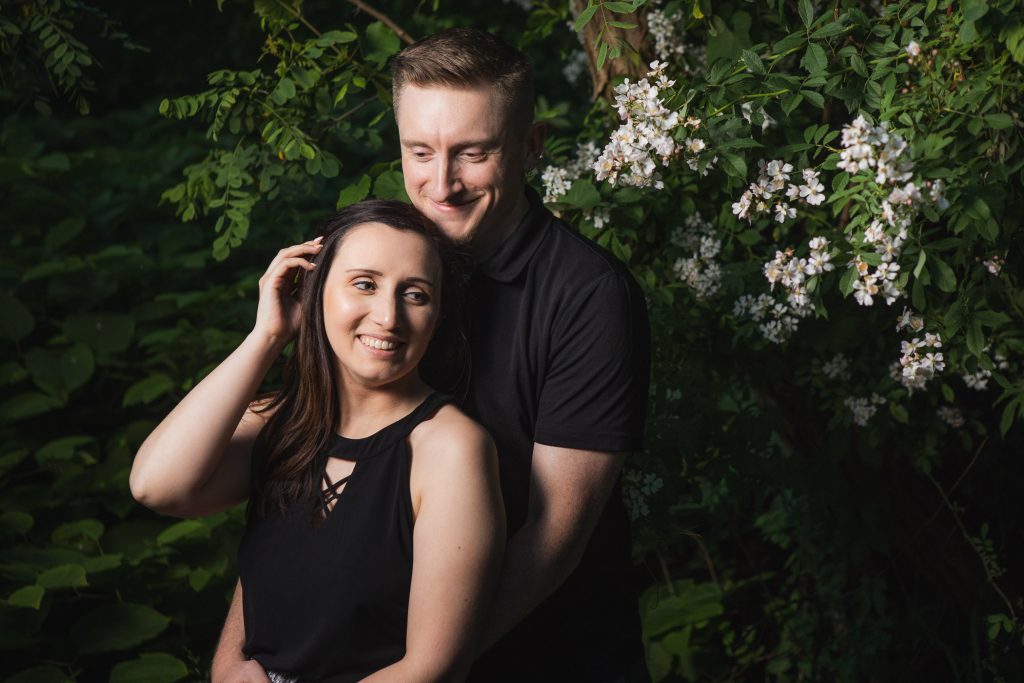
[345,268,435,287]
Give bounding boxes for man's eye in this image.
[460,152,487,161]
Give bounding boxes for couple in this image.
[131,28,651,683]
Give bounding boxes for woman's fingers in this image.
[261,257,317,292]
[259,239,323,287]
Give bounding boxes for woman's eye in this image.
[354,280,375,292]
[404,290,429,304]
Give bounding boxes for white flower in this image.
[937,405,965,428]
[905,41,921,58]
[822,353,852,381]
[774,202,796,223]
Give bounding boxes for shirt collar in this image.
[474,187,548,282]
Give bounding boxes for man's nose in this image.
[432,156,461,199]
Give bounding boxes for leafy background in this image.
[1,0,1022,681]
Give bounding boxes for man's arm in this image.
[477,443,625,651]
[211,581,268,683]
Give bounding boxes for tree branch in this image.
[343,0,415,45]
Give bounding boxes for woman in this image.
[130,200,505,682]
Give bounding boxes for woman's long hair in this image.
[249,200,469,519]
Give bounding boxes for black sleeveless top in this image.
[238,393,452,682]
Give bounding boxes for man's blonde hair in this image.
[390,28,534,134]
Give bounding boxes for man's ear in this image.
[523,122,546,171]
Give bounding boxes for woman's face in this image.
[321,222,442,392]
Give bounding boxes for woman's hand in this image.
[252,237,323,348]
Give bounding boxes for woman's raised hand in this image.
[252,237,323,348]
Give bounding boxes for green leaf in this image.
[37,564,88,589]
[110,654,189,683]
[889,402,909,423]
[801,90,825,108]
[966,320,985,358]
[719,152,747,179]
[984,113,1013,130]
[741,49,764,74]
[46,216,87,250]
[562,180,601,210]
[5,665,70,683]
[597,41,609,71]
[929,254,957,292]
[574,4,599,32]
[60,343,94,393]
[83,554,123,574]
[604,1,636,12]
[337,174,371,209]
[839,266,858,296]
[317,30,358,46]
[1000,398,1019,436]
[36,436,94,464]
[156,519,208,546]
[8,585,45,609]
[63,314,134,354]
[913,249,927,278]
[72,603,171,653]
[799,0,815,29]
[52,518,104,544]
[270,77,295,105]
[0,511,33,535]
[372,171,409,202]
[801,43,828,74]
[365,22,400,66]
[122,373,175,407]
[0,392,62,422]
[0,293,34,342]
[974,310,1010,327]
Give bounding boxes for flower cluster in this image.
[731,160,826,223]
[962,352,1007,390]
[541,141,600,203]
[845,394,886,427]
[671,212,722,300]
[623,469,664,520]
[937,405,965,428]
[983,255,1003,275]
[593,61,708,188]
[898,333,945,391]
[822,353,852,381]
[562,49,589,87]
[645,5,707,77]
[895,307,924,333]
[733,293,805,344]
[962,367,992,390]
[838,115,948,307]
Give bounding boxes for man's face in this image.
[396,84,541,251]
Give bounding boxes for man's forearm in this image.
[477,519,583,653]
[211,580,249,682]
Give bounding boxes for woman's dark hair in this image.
[250,200,469,519]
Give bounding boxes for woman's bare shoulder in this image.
[409,403,495,462]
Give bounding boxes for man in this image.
[214,28,651,682]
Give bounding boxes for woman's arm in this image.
[129,239,321,517]
[360,409,505,683]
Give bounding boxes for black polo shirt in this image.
[463,188,651,681]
